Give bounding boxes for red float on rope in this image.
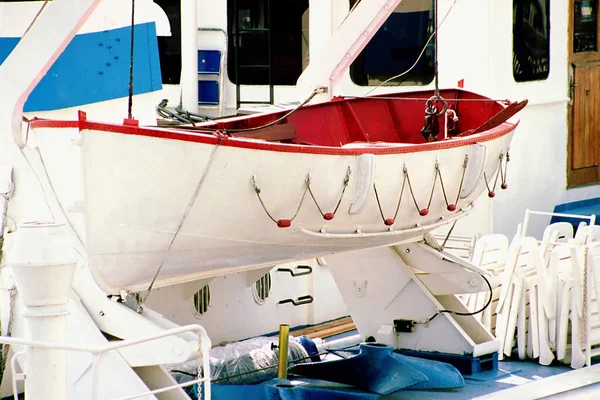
[447,204,456,212]
[384,218,395,226]
[419,209,429,216]
[277,219,292,228]
[501,183,508,190]
[488,191,496,198]
[323,213,335,221]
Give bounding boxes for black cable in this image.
[175,104,213,122]
[127,0,135,119]
[418,271,493,325]
[156,103,189,123]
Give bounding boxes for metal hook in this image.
[425,95,448,117]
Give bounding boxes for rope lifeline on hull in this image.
[251,175,309,228]
[484,151,510,198]
[253,151,509,231]
[252,167,351,228]
[306,167,352,221]
[374,156,468,226]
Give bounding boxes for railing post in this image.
[277,324,290,379]
[6,222,76,400]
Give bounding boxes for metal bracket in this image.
[278,295,314,306]
[277,265,313,277]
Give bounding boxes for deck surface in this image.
[314,319,596,399]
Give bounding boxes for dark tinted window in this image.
[350,1,434,87]
[573,0,597,53]
[227,0,308,85]
[513,0,550,82]
[155,0,182,85]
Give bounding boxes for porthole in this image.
[191,285,211,317]
[252,273,272,305]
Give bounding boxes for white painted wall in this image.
[145,259,347,343]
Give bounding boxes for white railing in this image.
[520,209,596,239]
[3,324,211,400]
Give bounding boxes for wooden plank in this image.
[472,100,528,134]
[290,316,356,339]
[231,123,297,142]
[572,63,600,170]
[304,322,357,339]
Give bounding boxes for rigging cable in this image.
[127,0,136,119]
[433,0,440,97]
[137,134,224,312]
[364,0,459,96]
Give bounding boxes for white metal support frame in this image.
[181,0,199,114]
[0,0,103,148]
[2,222,213,399]
[3,325,212,400]
[297,0,404,102]
[326,241,499,358]
[0,0,105,237]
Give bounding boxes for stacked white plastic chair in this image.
[496,214,576,362]
[465,234,509,332]
[530,223,574,364]
[574,224,600,244]
[539,222,575,264]
[495,236,542,360]
[550,225,600,367]
[469,210,600,366]
[551,243,577,364]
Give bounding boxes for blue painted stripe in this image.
[0,23,162,112]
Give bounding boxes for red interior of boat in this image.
[201,89,507,146]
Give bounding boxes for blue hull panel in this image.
[0,23,162,112]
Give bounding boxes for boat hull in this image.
[30,112,515,293]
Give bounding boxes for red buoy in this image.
[384,218,395,226]
[419,209,429,216]
[488,191,496,198]
[501,183,508,190]
[277,219,292,228]
[447,204,456,212]
[323,213,335,221]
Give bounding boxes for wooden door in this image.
[568,1,600,186]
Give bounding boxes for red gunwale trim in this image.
[30,119,79,129]
[29,118,518,156]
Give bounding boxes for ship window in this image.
[155,0,182,85]
[573,0,598,53]
[227,0,309,85]
[513,0,550,82]
[349,0,435,87]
